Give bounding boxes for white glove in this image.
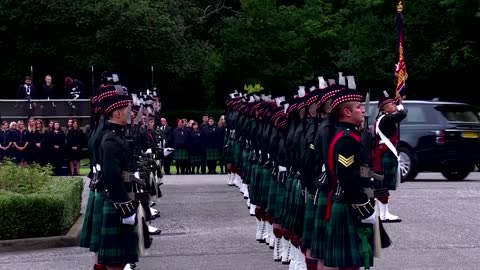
[134,172,140,179]
[361,213,376,225]
[122,214,136,225]
[163,148,175,156]
[278,166,287,172]
[145,148,152,154]
[396,104,405,111]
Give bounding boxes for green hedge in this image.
[0,162,83,240]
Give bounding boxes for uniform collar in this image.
[336,121,360,132]
[106,121,126,134]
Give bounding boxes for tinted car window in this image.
[404,105,428,123]
[434,105,480,123]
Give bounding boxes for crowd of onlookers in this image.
[159,113,227,175]
[0,117,86,176]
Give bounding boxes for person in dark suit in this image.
[17,76,37,99]
[159,118,173,174]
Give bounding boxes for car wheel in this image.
[398,146,417,182]
[441,165,472,181]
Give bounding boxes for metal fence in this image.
[0,99,91,126]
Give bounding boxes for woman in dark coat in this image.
[217,115,227,174]
[67,120,84,175]
[30,119,46,165]
[13,120,30,166]
[188,122,206,174]
[173,119,191,175]
[0,121,12,161]
[203,117,221,174]
[48,121,66,175]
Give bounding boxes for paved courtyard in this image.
[0,173,479,269]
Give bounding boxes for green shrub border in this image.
[0,177,83,240]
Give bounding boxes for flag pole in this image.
[394,0,407,104]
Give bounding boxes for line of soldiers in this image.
[224,73,407,270]
[79,72,173,270]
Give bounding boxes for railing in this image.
[0,99,91,125]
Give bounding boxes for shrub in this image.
[0,160,53,194]
[0,162,83,240]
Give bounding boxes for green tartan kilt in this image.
[266,177,277,217]
[224,140,234,163]
[241,150,252,185]
[98,201,138,265]
[173,148,189,160]
[80,190,95,248]
[310,190,328,259]
[258,167,272,209]
[302,191,316,249]
[291,178,305,235]
[233,141,242,166]
[89,192,107,252]
[189,154,203,164]
[374,151,399,191]
[280,177,294,229]
[274,181,287,223]
[206,148,221,161]
[323,202,374,268]
[282,178,305,234]
[249,164,260,205]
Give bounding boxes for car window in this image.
[404,105,428,123]
[434,105,480,123]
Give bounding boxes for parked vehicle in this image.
[366,100,480,181]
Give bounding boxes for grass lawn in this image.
[79,159,225,176]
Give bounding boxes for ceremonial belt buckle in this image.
[360,165,384,181]
[89,178,97,190]
[122,171,132,183]
[359,166,370,178]
[89,172,101,190]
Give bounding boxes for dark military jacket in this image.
[100,122,130,203]
[302,117,323,193]
[286,120,298,172]
[330,122,371,204]
[293,118,306,175]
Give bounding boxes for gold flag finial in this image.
[397,1,403,13]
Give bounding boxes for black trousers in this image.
[163,155,172,174]
[207,160,217,174]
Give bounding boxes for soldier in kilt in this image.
[173,119,191,174]
[233,98,250,198]
[224,96,236,185]
[247,100,267,241]
[323,88,376,270]
[299,78,326,270]
[271,108,289,263]
[80,81,123,270]
[373,94,407,223]
[238,101,256,211]
[289,94,310,269]
[257,100,276,250]
[278,99,301,265]
[309,82,347,268]
[97,94,139,269]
